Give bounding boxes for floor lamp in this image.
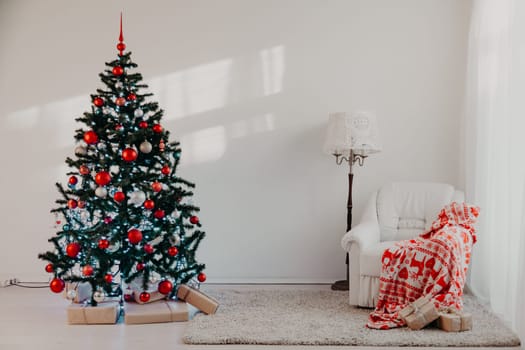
[323,112,381,291]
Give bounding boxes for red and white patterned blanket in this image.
[367,202,479,329]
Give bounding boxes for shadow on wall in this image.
[3,45,286,171]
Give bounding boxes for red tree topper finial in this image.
[117,13,126,55]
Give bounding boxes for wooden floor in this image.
[0,284,520,350]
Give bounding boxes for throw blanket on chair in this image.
[367,202,479,329]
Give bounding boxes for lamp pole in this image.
[331,150,366,291]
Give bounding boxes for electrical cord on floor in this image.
[2,280,48,288]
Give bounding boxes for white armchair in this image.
[341,182,464,308]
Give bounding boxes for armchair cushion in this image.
[377,182,456,241]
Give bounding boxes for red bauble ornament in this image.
[114,191,125,202]
[49,278,65,293]
[115,97,126,106]
[98,238,109,249]
[77,201,86,209]
[159,140,165,152]
[104,217,113,224]
[161,166,170,175]
[79,165,90,175]
[197,273,207,283]
[143,244,154,254]
[139,121,148,129]
[93,97,104,107]
[152,124,163,133]
[124,293,133,302]
[82,265,94,276]
[167,246,178,257]
[68,176,78,185]
[95,171,111,186]
[83,130,98,145]
[136,262,145,271]
[67,199,78,209]
[66,242,81,258]
[112,66,124,76]
[154,209,165,219]
[190,216,200,225]
[45,263,54,273]
[127,93,136,101]
[144,199,155,210]
[116,42,126,52]
[158,280,173,295]
[127,228,143,244]
[104,274,113,284]
[152,181,162,192]
[115,124,123,131]
[122,148,138,162]
[139,292,150,303]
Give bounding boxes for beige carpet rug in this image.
[184,287,521,346]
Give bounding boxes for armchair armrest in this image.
[341,221,381,252]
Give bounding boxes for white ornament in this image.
[74,145,87,155]
[134,109,144,118]
[93,290,105,303]
[95,187,108,198]
[139,141,152,154]
[128,190,146,206]
[107,241,120,253]
[110,165,120,174]
[66,289,77,300]
[115,82,124,89]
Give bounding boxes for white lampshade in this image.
[323,111,381,156]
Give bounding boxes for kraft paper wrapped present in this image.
[67,301,120,325]
[124,300,189,324]
[399,296,439,330]
[437,311,473,332]
[63,282,92,304]
[177,284,219,315]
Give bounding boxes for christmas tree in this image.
[39,17,206,306]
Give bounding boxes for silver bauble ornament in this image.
[128,190,146,206]
[66,289,77,300]
[134,109,144,118]
[74,145,87,155]
[93,290,105,303]
[139,141,152,154]
[95,187,108,198]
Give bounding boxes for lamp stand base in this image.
[330,279,349,291]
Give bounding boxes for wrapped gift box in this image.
[67,301,120,325]
[437,311,473,332]
[124,300,189,324]
[63,282,92,304]
[177,284,219,315]
[399,296,439,330]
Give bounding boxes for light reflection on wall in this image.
[260,45,285,96]
[4,45,285,170]
[148,59,234,121]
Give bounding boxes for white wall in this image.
[0,0,471,283]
